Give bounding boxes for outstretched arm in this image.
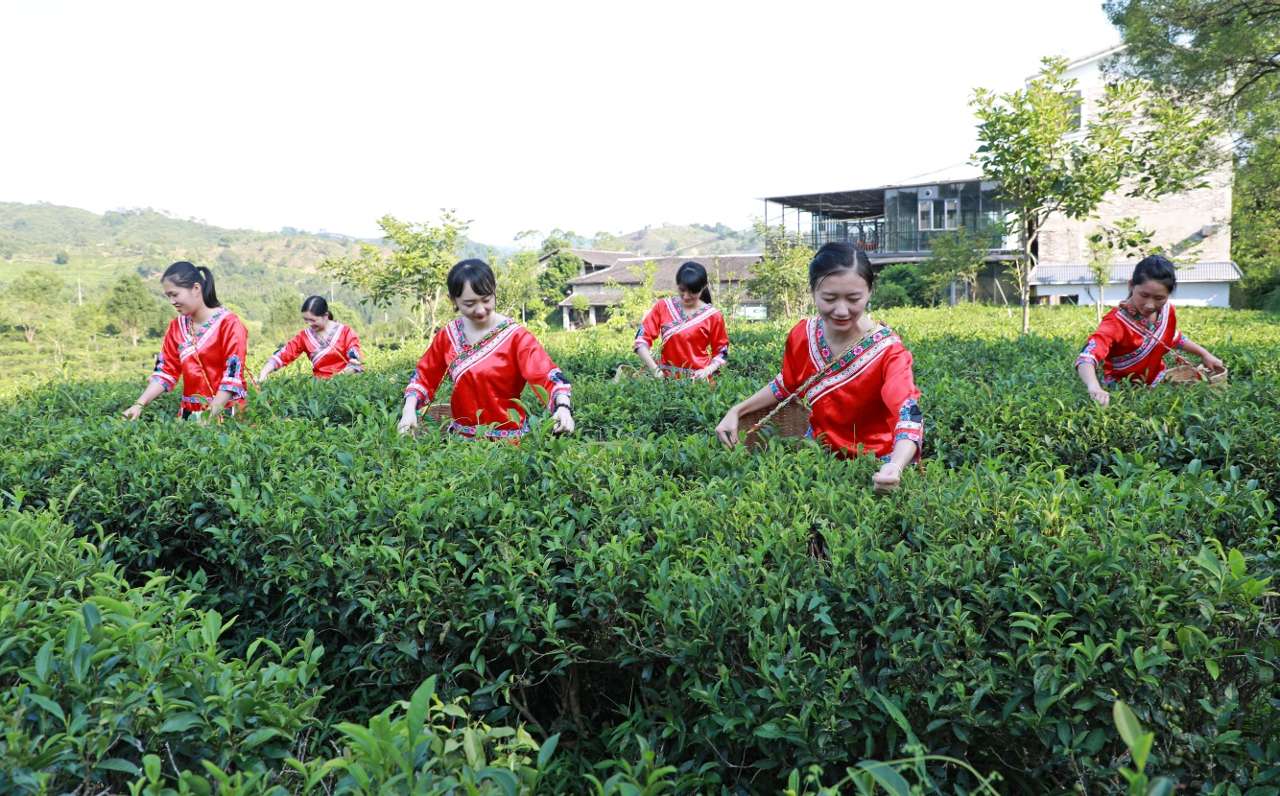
[1176,335,1224,372]
[715,383,781,447]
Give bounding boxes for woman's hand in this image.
[692,365,715,381]
[257,367,272,383]
[650,367,665,379]
[122,403,144,421]
[398,408,419,435]
[552,406,575,434]
[1201,352,1225,373]
[715,407,741,448]
[1088,387,1111,406]
[872,461,903,494]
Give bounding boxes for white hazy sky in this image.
[1,1,1120,246]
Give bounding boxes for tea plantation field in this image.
[1,306,1277,794]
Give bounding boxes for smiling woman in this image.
[714,242,923,492]
[121,262,248,422]
[398,258,575,440]
[257,295,364,381]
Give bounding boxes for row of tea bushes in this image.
[0,507,572,795]
[3,411,1275,791]
[1,507,970,794]
[0,507,323,792]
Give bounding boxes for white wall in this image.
[1034,281,1232,308]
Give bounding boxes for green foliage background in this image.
[0,304,1277,793]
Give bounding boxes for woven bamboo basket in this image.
[1164,364,1229,387]
[427,403,453,423]
[739,401,811,450]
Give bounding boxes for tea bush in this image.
[0,507,324,793]
[0,305,1277,793]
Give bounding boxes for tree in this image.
[318,212,467,338]
[536,234,584,314]
[971,56,1220,333]
[496,251,541,323]
[923,227,990,303]
[104,275,165,346]
[1086,217,1154,322]
[3,271,67,345]
[746,222,812,321]
[605,261,660,331]
[1105,0,1280,307]
[878,264,932,307]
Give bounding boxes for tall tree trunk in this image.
[1021,218,1038,335]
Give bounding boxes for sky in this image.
[0,1,1121,247]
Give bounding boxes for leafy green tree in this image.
[872,281,911,310]
[746,222,812,321]
[103,275,165,346]
[923,227,989,303]
[972,56,1220,332]
[1087,217,1154,322]
[536,234,584,314]
[3,271,67,345]
[496,251,542,323]
[318,212,467,338]
[878,264,931,307]
[605,261,661,331]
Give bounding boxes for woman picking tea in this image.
[715,243,923,492]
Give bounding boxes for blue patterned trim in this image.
[1075,339,1099,369]
[769,374,789,400]
[446,419,531,439]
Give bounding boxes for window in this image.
[1068,91,1082,132]
[917,198,960,230]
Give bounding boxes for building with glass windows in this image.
[763,47,1240,307]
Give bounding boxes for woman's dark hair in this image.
[301,295,333,319]
[161,261,221,307]
[808,242,875,291]
[1130,254,1177,293]
[676,261,712,303]
[447,259,497,299]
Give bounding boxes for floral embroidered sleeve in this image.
[1075,316,1120,370]
[405,328,450,405]
[344,329,364,371]
[709,312,730,366]
[268,330,308,372]
[881,346,924,448]
[219,317,249,399]
[150,322,181,392]
[634,301,663,351]
[516,329,572,410]
[769,322,810,400]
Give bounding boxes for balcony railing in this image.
[809,222,1012,255]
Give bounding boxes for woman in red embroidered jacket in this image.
[1075,255,1224,406]
[715,243,923,493]
[257,295,363,381]
[122,262,248,421]
[398,259,574,439]
[634,261,730,380]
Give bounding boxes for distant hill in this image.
[0,201,505,275]
[0,202,505,326]
[592,223,761,256]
